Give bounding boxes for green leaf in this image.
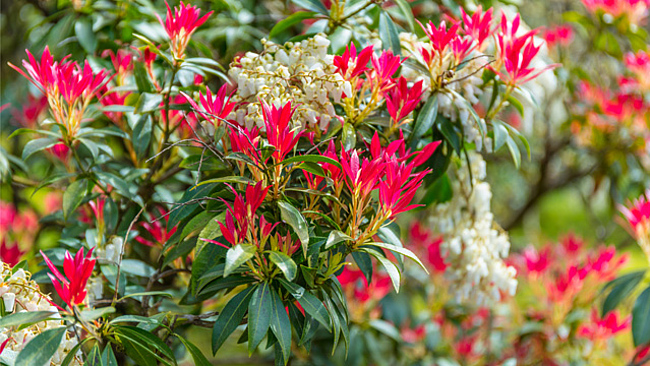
[225,244,256,277]
[420,173,452,206]
[75,17,97,53]
[22,137,59,160]
[248,282,273,355]
[118,291,172,301]
[113,325,174,365]
[177,334,212,366]
[0,310,56,328]
[602,270,646,316]
[270,289,292,363]
[196,176,255,187]
[84,344,103,366]
[279,279,331,331]
[212,286,256,355]
[325,230,353,249]
[632,286,650,346]
[101,346,118,366]
[134,93,163,113]
[291,0,329,14]
[282,154,342,169]
[79,306,116,322]
[268,251,297,281]
[132,115,152,159]
[168,183,216,228]
[409,94,438,147]
[393,0,415,32]
[109,315,160,325]
[63,179,88,221]
[351,251,373,285]
[507,95,525,117]
[15,327,66,366]
[134,62,154,93]
[379,12,402,56]
[492,120,509,152]
[366,241,428,274]
[270,11,318,40]
[436,115,462,155]
[505,134,521,169]
[278,201,310,256]
[61,338,88,366]
[361,248,401,293]
[341,123,356,151]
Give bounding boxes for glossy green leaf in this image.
[341,123,356,151]
[270,289,292,363]
[268,251,297,281]
[602,270,645,316]
[134,92,163,113]
[0,310,56,328]
[132,115,152,159]
[393,0,415,32]
[212,286,256,355]
[362,248,401,293]
[278,201,310,256]
[409,94,438,147]
[63,179,88,221]
[177,334,212,366]
[15,327,66,366]
[281,154,341,169]
[75,17,97,53]
[248,282,273,354]
[279,279,331,331]
[270,11,318,39]
[225,244,256,277]
[325,230,352,249]
[22,137,59,160]
[84,344,103,366]
[632,286,650,346]
[291,0,328,14]
[379,12,401,55]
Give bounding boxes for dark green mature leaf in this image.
[168,183,216,228]
[270,11,318,40]
[632,286,650,346]
[291,0,329,14]
[366,242,428,273]
[84,344,103,366]
[436,116,462,155]
[602,270,646,316]
[420,173,452,206]
[15,327,66,366]
[248,282,273,354]
[212,286,256,354]
[101,346,118,366]
[22,137,59,160]
[351,251,373,285]
[134,93,163,113]
[278,201,310,256]
[177,334,212,366]
[134,62,154,93]
[75,17,97,53]
[270,289,292,363]
[268,251,297,281]
[409,94,438,147]
[225,244,256,277]
[61,338,88,366]
[132,115,152,159]
[0,311,55,328]
[362,248,401,293]
[279,279,331,331]
[393,0,416,32]
[114,325,174,365]
[63,179,88,221]
[379,12,401,56]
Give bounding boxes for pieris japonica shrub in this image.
[0,0,647,365]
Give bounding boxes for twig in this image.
[112,205,146,305]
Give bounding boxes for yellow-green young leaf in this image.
[248,282,273,355]
[15,327,66,366]
[268,251,297,281]
[269,289,292,363]
[224,244,256,277]
[341,123,356,151]
[212,286,256,355]
[278,201,310,257]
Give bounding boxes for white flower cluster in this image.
[428,152,517,306]
[399,33,492,152]
[228,34,350,131]
[0,261,81,365]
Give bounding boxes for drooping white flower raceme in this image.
[228,34,351,131]
[0,261,81,365]
[428,152,517,306]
